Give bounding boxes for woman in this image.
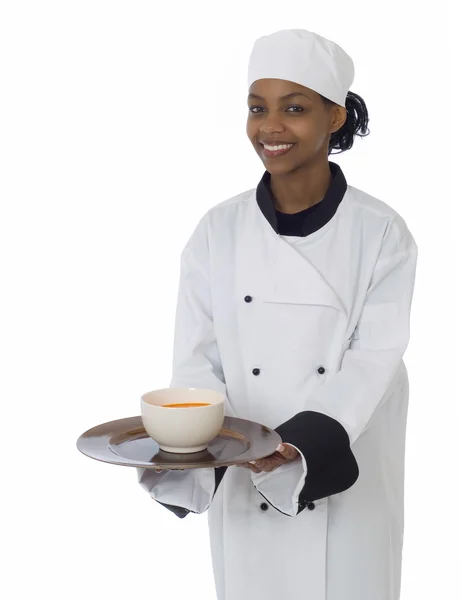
[137,29,418,600]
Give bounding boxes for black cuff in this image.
[155,501,191,519]
[214,465,228,493]
[275,411,359,503]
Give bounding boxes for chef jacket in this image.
[136,161,418,600]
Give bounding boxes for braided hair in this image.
[321,91,370,154]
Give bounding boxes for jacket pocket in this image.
[352,302,400,349]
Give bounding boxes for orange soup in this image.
[162,402,211,408]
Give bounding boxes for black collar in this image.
[256,161,347,237]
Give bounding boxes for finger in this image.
[278,443,300,460]
[248,464,263,473]
[239,463,259,471]
[255,456,287,472]
[239,462,263,473]
[257,462,280,473]
[154,468,185,473]
[252,460,268,470]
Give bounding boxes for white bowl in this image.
[140,388,225,453]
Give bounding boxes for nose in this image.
[260,113,285,135]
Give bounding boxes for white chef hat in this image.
[247,29,355,108]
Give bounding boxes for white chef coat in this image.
[137,161,418,600]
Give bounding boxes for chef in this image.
[137,28,418,600]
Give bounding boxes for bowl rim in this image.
[141,387,226,408]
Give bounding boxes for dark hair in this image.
[321,91,370,154]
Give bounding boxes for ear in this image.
[331,105,347,134]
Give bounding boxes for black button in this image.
[252,368,260,376]
[307,502,316,511]
[244,295,253,303]
[260,502,269,511]
[317,366,326,374]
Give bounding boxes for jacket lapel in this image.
[238,192,346,316]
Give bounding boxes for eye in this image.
[248,106,304,114]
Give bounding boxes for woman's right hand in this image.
[154,468,185,473]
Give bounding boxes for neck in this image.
[269,159,332,214]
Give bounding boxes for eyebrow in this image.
[247,92,313,102]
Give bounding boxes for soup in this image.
[162,402,211,408]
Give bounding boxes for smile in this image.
[260,143,295,158]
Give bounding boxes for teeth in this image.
[263,144,294,151]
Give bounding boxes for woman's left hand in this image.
[237,443,301,473]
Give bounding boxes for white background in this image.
[1,1,460,599]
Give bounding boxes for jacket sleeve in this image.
[250,443,308,516]
[136,214,231,517]
[252,217,418,513]
[136,465,228,519]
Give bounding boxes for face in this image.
[246,78,346,174]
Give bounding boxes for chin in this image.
[263,161,298,176]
